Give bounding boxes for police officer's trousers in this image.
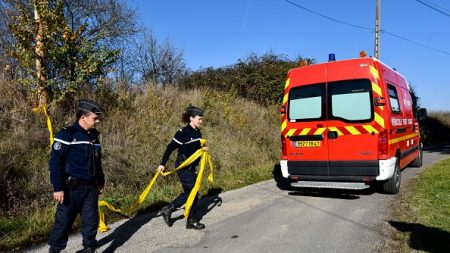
[48,184,99,250]
[171,166,199,218]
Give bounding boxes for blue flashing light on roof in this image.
[328,53,336,62]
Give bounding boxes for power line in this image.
[282,0,373,31]
[383,31,450,56]
[282,0,450,56]
[416,0,450,18]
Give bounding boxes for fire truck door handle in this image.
[328,131,338,139]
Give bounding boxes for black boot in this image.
[48,248,61,253]
[161,205,175,227]
[186,218,205,230]
[83,247,96,253]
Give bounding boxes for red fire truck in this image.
[280,53,426,194]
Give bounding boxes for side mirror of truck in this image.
[374,97,386,106]
[280,106,286,114]
[418,108,427,121]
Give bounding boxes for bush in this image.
[180,52,312,105]
[421,111,450,146]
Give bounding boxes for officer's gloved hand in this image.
[157,165,165,172]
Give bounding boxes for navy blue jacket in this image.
[161,124,202,167]
[49,121,105,191]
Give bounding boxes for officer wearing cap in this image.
[158,106,208,230]
[48,99,106,253]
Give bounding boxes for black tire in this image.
[382,158,401,194]
[277,177,294,191]
[410,144,423,167]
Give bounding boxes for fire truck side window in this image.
[329,79,373,122]
[388,84,401,114]
[288,83,325,121]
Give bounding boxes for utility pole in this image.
[374,0,380,58]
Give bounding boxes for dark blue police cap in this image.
[78,99,105,115]
[186,106,203,117]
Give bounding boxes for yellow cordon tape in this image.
[98,200,123,232]
[33,106,55,146]
[33,105,213,232]
[184,147,214,218]
[98,139,214,232]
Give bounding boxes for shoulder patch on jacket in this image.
[53,141,62,150]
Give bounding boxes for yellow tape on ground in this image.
[98,200,123,232]
[98,139,214,232]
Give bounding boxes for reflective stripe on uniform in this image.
[185,138,201,145]
[172,138,183,145]
[53,138,100,146]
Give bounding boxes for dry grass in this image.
[99,85,279,207]
[0,80,280,250]
[428,111,450,126]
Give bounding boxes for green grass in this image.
[386,158,450,252]
[0,206,56,251]
[410,160,450,231]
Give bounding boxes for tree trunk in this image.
[34,0,49,107]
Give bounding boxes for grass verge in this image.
[383,158,450,252]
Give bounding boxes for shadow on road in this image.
[423,145,450,155]
[96,188,222,252]
[288,188,374,199]
[96,201,165,253]
[389,220,450,253]
[196,187,223,221]
[170,188,223,224]
[272,163,377,200]
[272,163,294,191]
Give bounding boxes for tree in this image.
[130,30,186,86]
[3,0,138,106]
[61,0,139,86]
[0,1,18,80]
[409,84,421,119]
[4,0,58,107]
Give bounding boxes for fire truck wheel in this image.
[382,158,401,194]
[410,144,423,167]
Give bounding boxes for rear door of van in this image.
[325,60,380,177]
[286,64,330,175]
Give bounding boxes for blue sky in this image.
[130,0,450,111]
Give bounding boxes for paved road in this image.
[25,147,449,253]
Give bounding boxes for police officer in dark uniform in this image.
[158,106,208,230]
[48,99,105,253]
